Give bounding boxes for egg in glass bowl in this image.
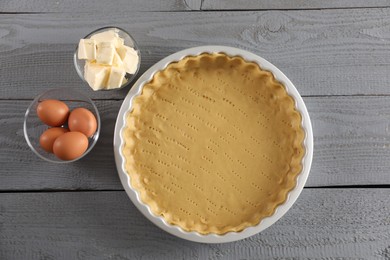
[24,88,100,163]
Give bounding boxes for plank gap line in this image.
[0,189,124,193]
[1,185,390,194]
[306,185,390,189]
[3,94,390,102]
[200,6,390,12]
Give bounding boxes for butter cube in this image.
[112,51,124,69]
[96,42,115,65]
[107,66,126,89]
[91,30,123,48]
[115,37,124,49]
[117,45,132,60]
[78,39,96,60]
[91,30,117,42]
[84,62,110,91]
[117,45,139,74]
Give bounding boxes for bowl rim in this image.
[73,26,141,91]
[113,46,314,243]
[24,87,101,163]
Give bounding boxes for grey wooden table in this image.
[1,0,390,259]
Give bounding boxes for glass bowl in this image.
[73,26,141,91]
[24,88,101,163]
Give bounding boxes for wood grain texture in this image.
[2,96,390,191]
[1,189,390,259]
[0,0,195,12]
[1,9,390,99]
[201,0,390,10]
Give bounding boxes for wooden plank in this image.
[307,96,390,187]
[0,0,388,12]
[2,96,390,191]
[1,189,390,258]
[0,0,196,13]
[201,0,390,10]
[1,9,390,99]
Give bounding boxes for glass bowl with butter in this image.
[74,27,141,91]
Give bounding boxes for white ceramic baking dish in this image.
[113,46,313,243]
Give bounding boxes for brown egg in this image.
[37,99,69,127]
[39,127,69,153]
[53,132,89,160]
[68,108,97,137]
